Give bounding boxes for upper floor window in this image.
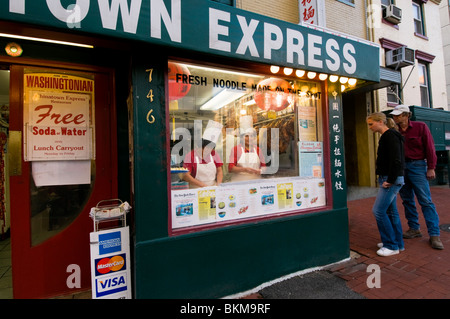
[387,84,402,105]
[381,0,393,6]
[418,62,430,107]
[413,1,425,36]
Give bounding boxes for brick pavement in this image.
[329,185,450,299]
[241,185,450,299]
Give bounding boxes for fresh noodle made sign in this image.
[24,73,94,161]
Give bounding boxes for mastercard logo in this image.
[96,255,125,274]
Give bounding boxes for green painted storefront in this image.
[0,0,380,298]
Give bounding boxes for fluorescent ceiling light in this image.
[200,90,246,111]
[243,99,256,106]
[0,33,94,48]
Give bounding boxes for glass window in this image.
[387,84,401,104]
[418,63,430,107]
[413,2,424,35]
[168,61,327,231]
[23,68,96,245]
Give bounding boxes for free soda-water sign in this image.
[24,73,94,161]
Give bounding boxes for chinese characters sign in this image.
[299,0,318,25]
[329,91,346,208]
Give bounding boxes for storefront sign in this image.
[299,0,318,25]
[329,91,346,202]
[90,227,132,299]
[1,0,380,81]
[26,91,91,160]
[23,73,93,161]
[23,72,95,186]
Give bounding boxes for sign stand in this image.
[89,199,132,299]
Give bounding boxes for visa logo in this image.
[100,276,125,289]
[96,274,127,297]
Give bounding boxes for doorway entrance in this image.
[2,62,117,299]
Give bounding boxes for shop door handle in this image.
[8,131,22,176]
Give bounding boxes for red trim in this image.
[166,61,173,237]
[414,32,429,41]
[415,50,435,63]
[379,38,404,50]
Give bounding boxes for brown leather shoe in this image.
[429,236,444,250]
[403,228,422,239]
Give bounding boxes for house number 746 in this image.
[146,68,155,124]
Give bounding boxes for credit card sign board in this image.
[90,227,131,299]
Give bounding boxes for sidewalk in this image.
[242,185,450,299]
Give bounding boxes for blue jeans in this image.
[372,176,405,250]
[399,160,440,236]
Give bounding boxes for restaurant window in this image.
[168,61,327,232]
[418,62,430,107]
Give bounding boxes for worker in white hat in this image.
[182,121,224,188]
[228,116,266,182]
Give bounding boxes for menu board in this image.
[171,177,326,229]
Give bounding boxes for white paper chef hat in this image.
[202,120,223,144]
[239,115,255,135]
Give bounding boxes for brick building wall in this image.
[236,0,300,24]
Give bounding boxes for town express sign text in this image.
[2,0,379,81]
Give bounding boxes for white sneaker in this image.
[376,247,399,257]
[377,243,404,251]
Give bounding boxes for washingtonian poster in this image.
[23,73,95,186]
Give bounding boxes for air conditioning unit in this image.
[386,46,415,69]
[383,4,402,24]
